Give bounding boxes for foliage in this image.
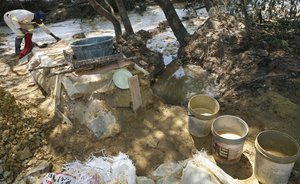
[0,0,62,17]
[184,0,299,23]
[184,0,299,52]
[99,0,147,12]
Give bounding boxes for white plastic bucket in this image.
[187,94,219,137]
[254,130,300,184]
[211,115,248,164]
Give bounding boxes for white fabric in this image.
[3,9,51,36]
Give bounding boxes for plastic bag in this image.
[42,172,76,184]
[63,152,136,184]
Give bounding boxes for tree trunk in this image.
[88,0,122,42]
[203,0,213,12]
[240,0,251,40]
[104,0,115,15]
[115,0,134,36]
[17,0,25,9]
[154,0,190,47]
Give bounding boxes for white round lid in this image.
[112,69,133,89]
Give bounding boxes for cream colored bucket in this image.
[187,94,219,137]
[254,130,300,184]
[211,115,248,164]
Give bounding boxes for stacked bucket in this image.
[187,94,300,184]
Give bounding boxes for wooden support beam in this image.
[128,75,142,112]
[53,74,62,107]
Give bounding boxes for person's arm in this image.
[38,23,61,41]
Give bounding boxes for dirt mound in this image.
[0,87,47,182]
[180,12,300,103]
[181,13,258,95]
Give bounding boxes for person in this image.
[3,9,61,58]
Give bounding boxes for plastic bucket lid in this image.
[112,69,133,89]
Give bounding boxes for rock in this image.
[145,137,158,148]
[6,175,14,183]
[136,176,155,184]
[2,130,9,138]
[152,161,185,178]
[84,99,120,139]
[87,112,120,139]
[3,171,10,179]
[26,161,52,177]
[14,161,52,183]
[153,63,218,105]
[249,49,269,57]
[72,32,86,39]
[15,147,32,161]
[58,3,64,8]
[157,175,181,184]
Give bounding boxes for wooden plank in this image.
[53,74,62,107]
[75,60,132,75]
[128,75,142,112]
[134,63,150,76]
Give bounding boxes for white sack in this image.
[182,150,238,184]
[63,152,136,184]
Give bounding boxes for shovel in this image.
[33,42,49,48]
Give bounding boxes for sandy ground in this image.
[1,44,300,184]
[1,15,300,184]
